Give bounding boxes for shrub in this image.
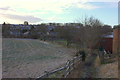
[75,50,85,56]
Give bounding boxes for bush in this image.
[75,50,85,56]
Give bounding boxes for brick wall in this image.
[113,25,120,54]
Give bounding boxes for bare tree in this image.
[30,24,48,40]
[55,25,75,47]
[75,16,112,50]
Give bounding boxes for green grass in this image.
[47,70,64,78]
[49,39,82,49]
[50,40,67,47]
[101,59,116,64]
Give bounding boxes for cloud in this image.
[0,6,11,10]
[1,13,42,23]
[76,3,100,10]
[0,0,118,12]
[47,16,56,21]
[107,2,118,8]
[0,0,118,23]
[0,0,101,13]
[46,15,64,22]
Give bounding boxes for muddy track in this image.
[67,54,97,78]
[80,54,97,78]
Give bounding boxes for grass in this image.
[48,39,82,49]
[24,56,59,61]
[101,58,116,64]
[96,61,118,78]
[47,70,64,78]
[48,39,67,47]
[2,38,64,69]
[95,53,118,78]
[101,54,118,65]
[2,38,75,78]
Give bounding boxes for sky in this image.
[0,0,119,26]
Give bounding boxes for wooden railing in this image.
[62,55,81,78]
[36,55,82,79]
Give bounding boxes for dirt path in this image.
[67,54,97,78]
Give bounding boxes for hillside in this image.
[2,38,75,78]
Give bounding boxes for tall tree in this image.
[56,25,75,47]
[75,16,112,49]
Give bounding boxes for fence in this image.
[36,55,82,79]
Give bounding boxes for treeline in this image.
[2,16,113,49]
[55,17,112,49]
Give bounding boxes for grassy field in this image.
[2,38,76,78]
[48,39,81,49]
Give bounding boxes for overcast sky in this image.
[0,0,119,26]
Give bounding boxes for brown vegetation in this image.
[2,38,76,78]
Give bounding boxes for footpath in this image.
[67,53,97,78]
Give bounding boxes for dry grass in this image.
[2,38,76,78]
[94,55,101,67]
[96,60,118,78]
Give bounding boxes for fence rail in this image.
[36,55,82,79]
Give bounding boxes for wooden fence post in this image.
[36,55,82,79]
[44,71,49,77]
[72,59,75,69]
[69,61,71,75]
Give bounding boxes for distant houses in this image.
[9,24,32,37]
[3,21,119,54]
[2,21,83,38]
